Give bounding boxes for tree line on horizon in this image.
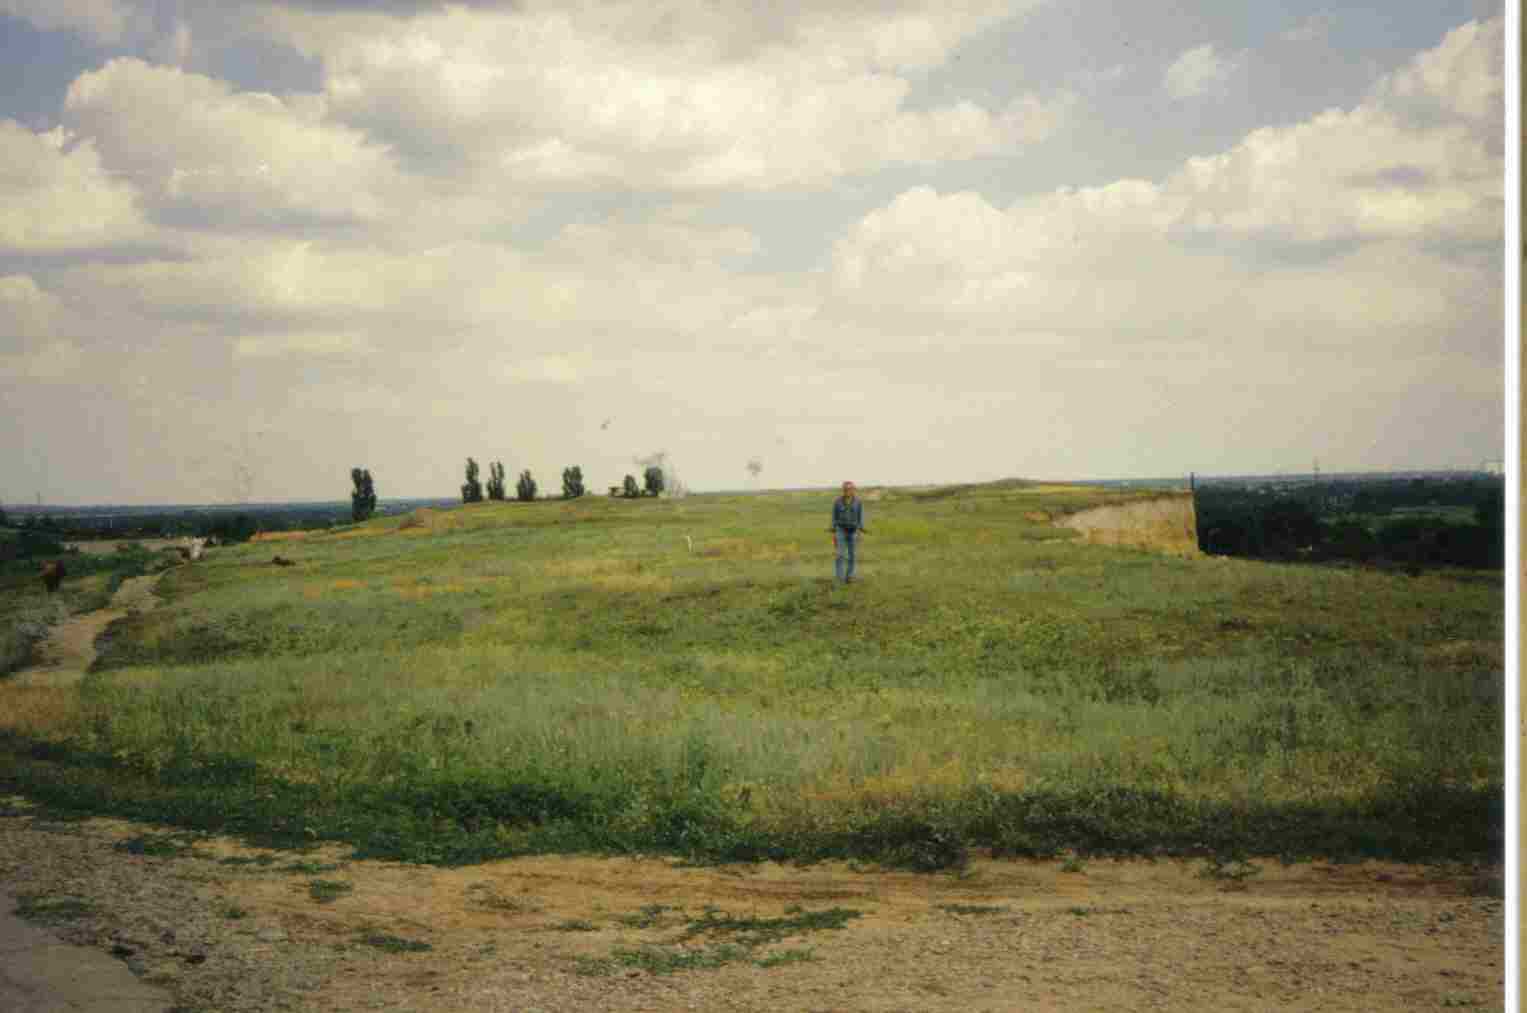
[1195,474,1504,570]
[344,459,669,521]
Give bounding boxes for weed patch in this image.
[936,903,1009,916]
[549,918,598,932]
[577,903,860,977]
[113,833,200,858]
[358,932,433,953]
[307,879,353,904]
[13,892,96,925]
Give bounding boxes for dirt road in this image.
[0,803,1504,1013]
[11,573,162,688]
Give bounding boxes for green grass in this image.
[0,483,1504,871]
[936,903,1008,916]
[550,918,599,932]
[307,879,353,903]
[575,903,858,976]
[12,892,96,925]
[113,832,201,858]
[357,931,432,953]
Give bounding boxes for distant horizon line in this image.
[0,466,1503,512]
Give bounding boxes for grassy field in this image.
[0,482,1503,870]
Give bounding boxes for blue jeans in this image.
[834,527,858,582]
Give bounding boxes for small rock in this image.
[256,927,288,943]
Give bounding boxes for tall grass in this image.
[0,486,1504,868]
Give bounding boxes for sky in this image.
[0,0,1510,505]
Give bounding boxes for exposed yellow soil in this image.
[1057,494,1201,556]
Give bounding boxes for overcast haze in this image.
[0,1,1508,505]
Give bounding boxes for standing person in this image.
[830,481,868,583]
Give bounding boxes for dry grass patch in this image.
[250,531,309,543]
[695,538,802,562]
[794,757,985,809]
[328,528,388,541]
[300,578,371,599]
[392,508,465,536]
[590,573,674,593]
[1424,640,1503,669]
[0,684,82,736]
[541,557,641,579]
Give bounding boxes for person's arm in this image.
[858,500,867,533]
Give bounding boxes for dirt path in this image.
[11,573,163,687]
[0,802,1504,1013]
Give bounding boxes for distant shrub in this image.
[644,466,665,497]
[487,461,507,501]
[12,530,66,559]
[516,470,538,502]
[562,466,585,500]
[351,468,377,522]
[208,514,258,544]
[622,475,641,499]
[462,458,484,504]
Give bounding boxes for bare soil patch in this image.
[0,802,1502,1013]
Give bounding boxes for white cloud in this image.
[0,339,83,381]
[233,330,375,360]
[824,18,1503,346]
[1375,16,1503,123]
[0,120,148,251]
[1172,18,1502,244]
[548,214,760,266]
[239,1,1059,190]
[63,59,400,229]
[0,275,84,381]
[500,354,584,384]
[1162,43,1245,100]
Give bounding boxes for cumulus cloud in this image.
[237,0,1059,189]
[824,17,1503,347]
[1374,15,1503,124]
[62,59,400,229]
[1162,43,1245,100]
[0,7,1503,498]
[0,120,148,251]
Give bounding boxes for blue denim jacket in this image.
[832,496,865,532]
